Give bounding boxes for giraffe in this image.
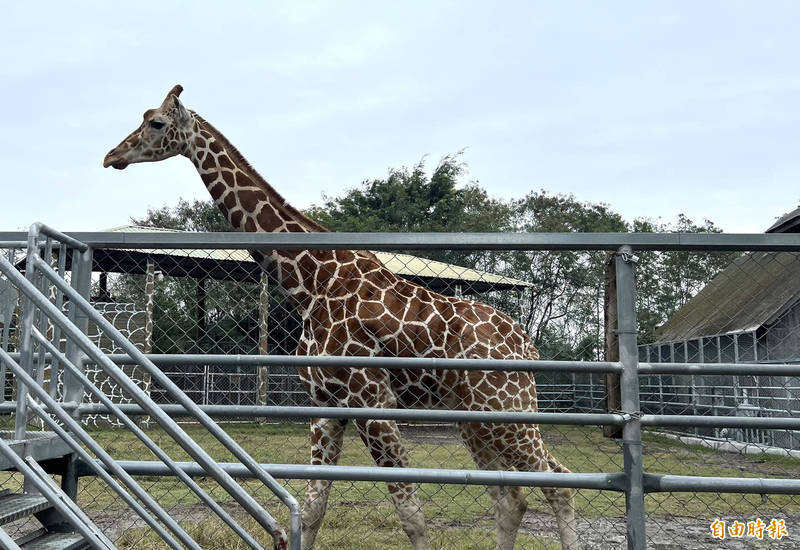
[103,85,579,550]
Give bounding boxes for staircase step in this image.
[18,532,88,550]
[0,494,51,526]
[0,432,72,471]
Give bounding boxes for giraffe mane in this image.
[191,111,329,233]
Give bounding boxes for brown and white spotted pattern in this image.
[104,85,579,550]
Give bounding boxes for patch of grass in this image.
[115,507,560,550]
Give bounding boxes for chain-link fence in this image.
[1,230,799,549]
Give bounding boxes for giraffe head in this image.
[103,84,193,169]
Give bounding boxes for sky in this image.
[1,1,799,233]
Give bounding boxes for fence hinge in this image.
[616,251,640,264]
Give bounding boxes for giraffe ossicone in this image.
[104,85,579,550]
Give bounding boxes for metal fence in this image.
[1,229,799,549]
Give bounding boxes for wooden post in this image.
[143,260,155,355]
[604,251,623,438]
[196,278,207,352]
[138,259,156,425]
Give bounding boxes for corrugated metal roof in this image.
[107,225,532,289]
[654,251,800,342]
[766,207,800,233]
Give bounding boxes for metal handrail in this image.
[29,253,300,549]
[0,346,193,550]
[2,241,201,548]
[30,328,264,550]
[12,224,299,548]
[29,222,89,252]
[0,436,114,550]
[0,528,22,550]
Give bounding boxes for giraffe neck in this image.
[182,112,333,311]
[184,112,326,234]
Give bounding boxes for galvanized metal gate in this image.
[1,225,799,549]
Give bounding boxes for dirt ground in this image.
[76,503,797,549]
[520,509,798,549]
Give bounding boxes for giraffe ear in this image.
[172,95,190,126]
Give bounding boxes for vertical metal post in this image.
[34,238,52,390]
[752,331,758,362]
[0,247,14,404]
[62,245,92,503]
[64,246,92,407]
[615,245,646,550]
[60,452,79,501]
[603,251,622,438]
[15,229,41,440]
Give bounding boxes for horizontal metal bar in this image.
[0,352,623,373]
[639,362,800,376]
[641,415,800,429]
[74,404,628,425]
[0,241,65,250]
[643,473,800,494]
[9,403,797,430]
[16,352,800,376]
[84,460,627,491]
[101,353,623,374]
[85,461,800,495]
[1,231,799,251]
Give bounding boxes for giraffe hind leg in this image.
[459,423,579,550]
[542,451,579,550]
[488,485,528,550]
[354,418,430,550]
[302,418,346,550]
[458,424,528,550]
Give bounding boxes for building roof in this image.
[766,207,800,234]
[654,211,800,343]
[99,225,532,294]
[654,251,800,342]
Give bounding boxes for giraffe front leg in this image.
[487,485,528,550]
[302,417,346,550]
[542,486,578,550]
[354,418,430,550]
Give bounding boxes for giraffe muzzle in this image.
[103,150,129,170]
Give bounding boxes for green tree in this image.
[306,153,511,268]
[110,156,732,361]
[131,198,230,232]
[633,214,735,343]
[510,191,628,360]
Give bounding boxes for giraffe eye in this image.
[149,120,166,130]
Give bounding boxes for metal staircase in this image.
[0,224,300,550]
[0,440,111,550]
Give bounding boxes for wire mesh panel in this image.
[47,242,800,547]
[638,251,800,453]
[3,231,800,549]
